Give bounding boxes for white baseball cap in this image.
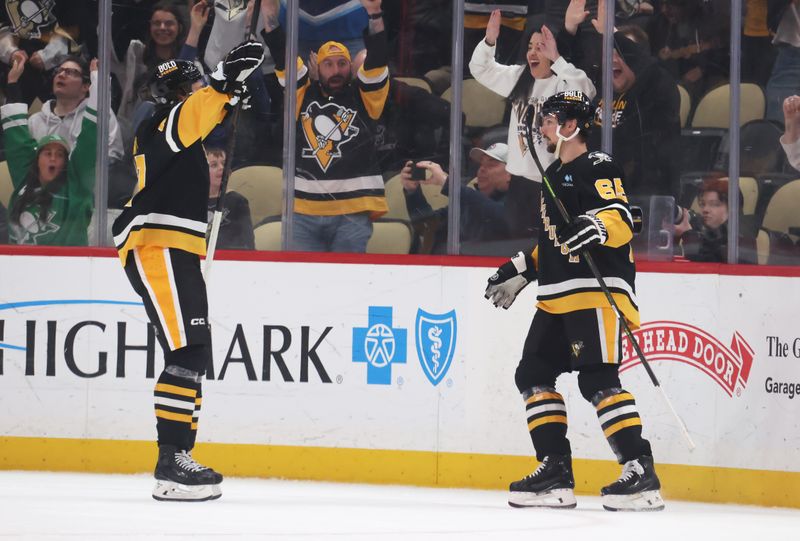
[469,142,508,164]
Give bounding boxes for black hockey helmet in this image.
[539,90,595,133]
[148,59,202,105]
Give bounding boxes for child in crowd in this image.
[206,147,254,250]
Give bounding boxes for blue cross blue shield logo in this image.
[353,306,407,385]
[415,309,457,386]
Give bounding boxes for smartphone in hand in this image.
[411,165,426,181]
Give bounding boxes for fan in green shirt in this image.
[1,57,97,246]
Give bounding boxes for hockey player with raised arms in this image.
[484,90,664,512]
[112,41,265,501]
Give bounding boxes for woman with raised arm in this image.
[1,56,98,246]
[469,0,596,184]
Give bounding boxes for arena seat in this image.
[676,128,727,180]
[253,218,414,254]
[228,165,283,227]
[442,79,506,128]
[690,83,765,129]
[0,161,13,207]
[423,67,452,95]
[756,229,769,265]
[761,179,800,239]
[367,219,414,254]
[756,227,799,265]
[28,97,43,116]
[677,84,691,128]
[755,173,798,224]
[739,119,787,176]
[394,77,432,93]
[739,176,758,216]
[253,220,282,251]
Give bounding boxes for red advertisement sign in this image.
[620,321,754,397]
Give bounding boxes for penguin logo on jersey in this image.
[214,0,247,21]
[516,100,544,158]
[300,101,360,172]
[5,0,56,39]
[589,151,613,166]
[9,208,59,244]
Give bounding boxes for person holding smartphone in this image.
[401,142,540,254]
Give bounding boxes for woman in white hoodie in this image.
[469,6,596,183]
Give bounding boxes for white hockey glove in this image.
[484,251,537,310]
[210,40,265,94]
[557,214,608,254]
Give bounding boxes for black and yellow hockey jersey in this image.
[112,87,231,263]
[266,28,390,218]
[532,150,639,328]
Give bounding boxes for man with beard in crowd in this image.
[260,0,389,252]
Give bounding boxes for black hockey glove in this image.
[210,40,265,94]
[484,251,537,309]
[557,214,608,254]
[225,82,252,110]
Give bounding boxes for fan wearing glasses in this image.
[1,55,99,246]
[7,55,125,169]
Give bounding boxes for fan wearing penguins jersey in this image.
[259,0,389,253]
[484,90,664,513]
[111,41,265,502]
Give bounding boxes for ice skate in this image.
[508,455,577,509]
[601,455,665,511]
[152,445,223,502]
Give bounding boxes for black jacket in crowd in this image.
[681,220,757,265]
[375,79,452,172]
[768,0,794,34]
[588,32,681,198]
[208,192,255,251]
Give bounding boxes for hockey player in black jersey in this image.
[112,42,265,501]
[484,91,664,512]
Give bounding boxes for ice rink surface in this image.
[1,471,799,540]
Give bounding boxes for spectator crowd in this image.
[0,0,798,264]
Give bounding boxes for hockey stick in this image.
[205,0,264,280]
[523,109,696,450]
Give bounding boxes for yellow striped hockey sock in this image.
[523,386,571,460]
[189,388,202,448]
[154,371,200,450]
[592,388,651,462]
